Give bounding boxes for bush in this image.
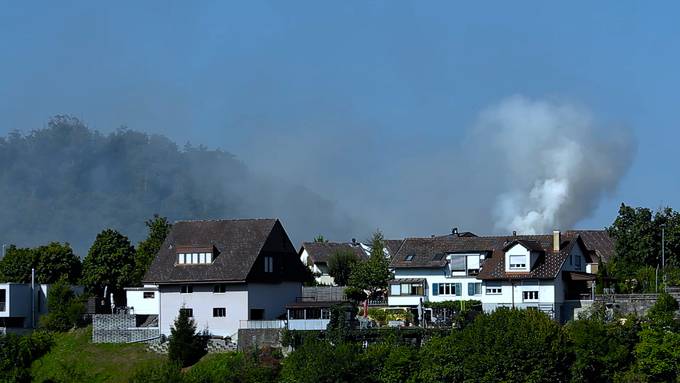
[0,331,53,383]
[279,338,363,383]
[367,308,387,325]
[39,279,86,332]
[415,308,569,382]
[184,350,280,383]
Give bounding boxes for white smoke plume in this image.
[474,95,633,234]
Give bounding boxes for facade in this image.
[125,285,160,315]
[143,219,311,339]
[389,230,609,322]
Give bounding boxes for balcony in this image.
[287,319,330,331]
[239,320,286,330]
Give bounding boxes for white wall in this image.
[505,245,531,272]
[159,284,248,338]
[247,282,301,320]
[482,280,556,306]
[126,288,160,315]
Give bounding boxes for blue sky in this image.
[1,1,678,238]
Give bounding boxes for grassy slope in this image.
[30,326,165,383]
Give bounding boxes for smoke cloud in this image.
[0,116,362,255]
[474,96,634,234]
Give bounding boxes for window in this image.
[1,289,7,312]
[468,282,482,296]
[307,308,322,319]
[432,283,461,296]
[180,285,193,294]
[390,284,401,296]
[509,255,527,269]
[523,291,539,301]
[213,284,226,293]
[575,254,582,268]
[391,282,424,296]
[449,255,466,272]
[321,309,330,319]
[404,254,414,261]
[264,256,274,273]
[143,292,155,299]
[177,251,213,265]
[180,308,193,317]
[213,307,226,317]
[486,286,502,295]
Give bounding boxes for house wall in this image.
[126,288,160,315]
[389,268,483,307]
[247,282,301,320]
[159,283,248,338]
[9,284,30,321]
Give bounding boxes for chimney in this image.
[351,238,357,246]
[452,227,458,236]
[553,230,560,252]
[512,230,517,237]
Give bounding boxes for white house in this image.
[1,282,83,333]
[125,285,160,315]
[142,219,311,339]
[389,230,608,323]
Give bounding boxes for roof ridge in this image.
[174,218,278,224]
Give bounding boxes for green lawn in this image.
[30,326,166,383]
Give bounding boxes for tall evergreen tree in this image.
[168,308,205,367]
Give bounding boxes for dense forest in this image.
[0,116,357,254]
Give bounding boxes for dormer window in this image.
[176,246,214,265]
[404,255,414,261]
[509,255,527,269]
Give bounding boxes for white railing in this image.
[287,319,330,331]
[239,320,286,329]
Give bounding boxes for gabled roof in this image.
[477,234,586,280]
[143,218,306,284]
[502,239,545,252]
[384,239,405,259]
[300,242,367,265]
[390,236,503,268]
[566,230,614,263]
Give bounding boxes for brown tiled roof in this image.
[502,239,545,252]
[143,219,309,284]
[300,242,367,264]
[477,235,583,280]
[390,232,597,281]
[566,230,614,263]
[390,236,504,269]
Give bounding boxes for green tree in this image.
[313,235,328,243]
[564,315,638,383]
[327,250,360,286]
[0,243,81,284]
[134,215,171,285]
[0,245,34,283]
[279,338,363,383]
[34,242,82,284]
[607,204,680,284]
[81,229,136,305]
[348,230,391,299]
[168,307,206,367]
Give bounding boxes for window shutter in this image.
[432,283,439,296]
[456,283,462,296]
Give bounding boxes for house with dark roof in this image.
[142,218,311,338]
[299,241,367,285]
[389,230,605,322]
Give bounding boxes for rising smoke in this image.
[474,96,634,234]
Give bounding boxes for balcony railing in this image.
[239,320,286,329]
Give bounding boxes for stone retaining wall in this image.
[92,314,160,343]
[237,328,282,351]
